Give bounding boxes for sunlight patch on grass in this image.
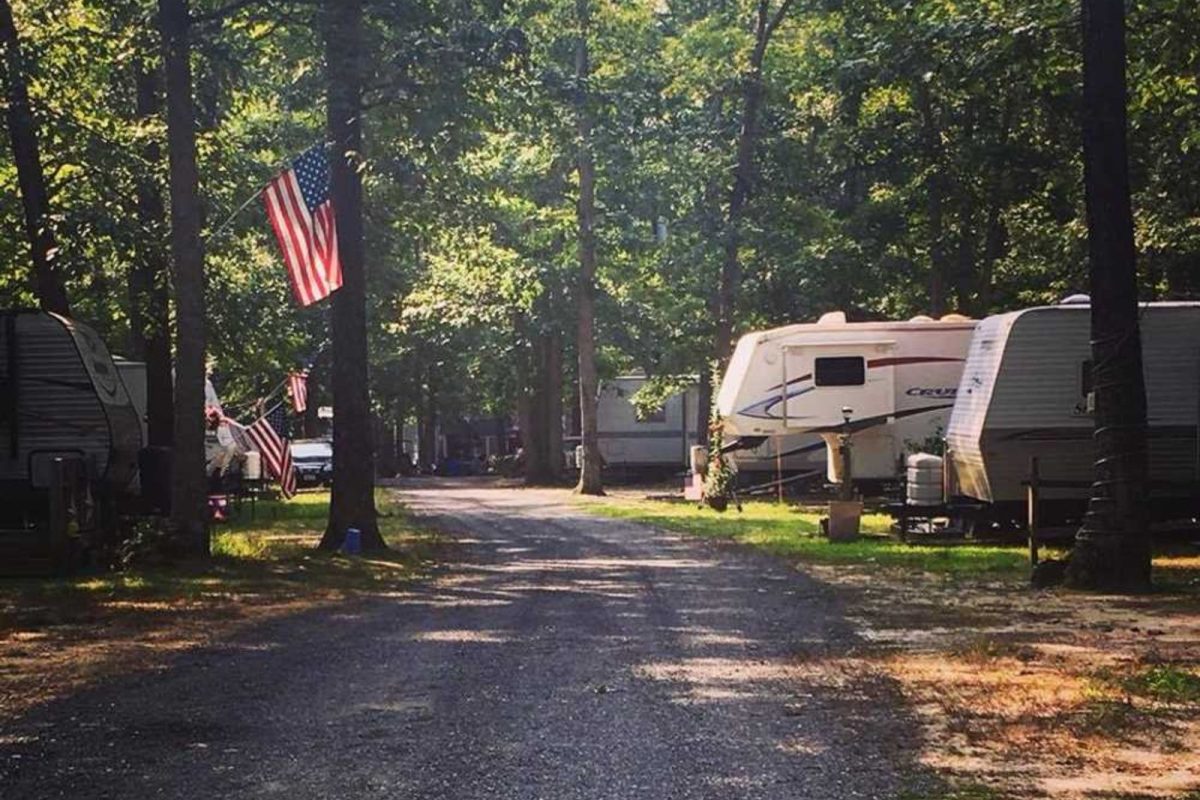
[588,499,1032,576]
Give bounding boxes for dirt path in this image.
[0,482,938,799]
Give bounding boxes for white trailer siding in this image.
[596,377,699,468]
[0,312,141,490]
[717,316,975,482]
[946,303,1200,504]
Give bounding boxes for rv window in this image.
[814,356,865,387]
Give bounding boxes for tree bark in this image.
[523,329,552,484]
[160,0,208,555]
[573,0,603,496]
[696,363,712,447]
[915,79,948,317]
[0,0,70,316]
[712,0,792,370]
[1065,0,1151,592]
[545,324,564,481]
[319,0,383,551]
[129,61,174,447]
[418,379,437,472]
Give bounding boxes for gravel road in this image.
[2,481,936,799]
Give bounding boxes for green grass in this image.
[588,499,1035,576]
[1116,665,1200,704]
[0,489,438,633]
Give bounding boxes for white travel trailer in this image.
[945,300,1200,522]
[595,375,825,476]
[596,376,700,471]
[717,312,977,485]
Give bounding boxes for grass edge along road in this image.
[0,490,440,723]
[586,498,1035,578]
[583,496,1200,798]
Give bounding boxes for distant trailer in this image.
[594,375,825,477]
[595,376,699,472]
[945,299,1200,525]
[717,312,976,487]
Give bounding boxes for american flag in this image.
[242,406,296,498]
[262,145,343,306]
[288,369,309,414]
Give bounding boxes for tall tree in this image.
[573,0,603,495]
[319,0,384,551]
[704,0,792,427]
[160,0,208,555]
[1065,0,1151,592]
[129,58,174,447]
[0,0,70,315]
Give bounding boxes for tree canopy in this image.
[1,0,1197,465]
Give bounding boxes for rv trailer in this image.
[1,311,143,571]
[945,300,1200,525]
[717,312,976,487]
[594,375,825,478]
[595,376,700,473]
[114,358,229,480]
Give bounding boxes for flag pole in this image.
[203,183,272,246]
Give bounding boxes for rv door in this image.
[781,340,895,431]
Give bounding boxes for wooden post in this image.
[775,433,783,504]
[1027,456,1040,566]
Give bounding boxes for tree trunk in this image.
[320,0,383,551]
[545,324,564,481]
[915,79,948,317]
[129,61,174,447]
[160,0,208,555]
[418,386,437,473]
[712,0,792,370]
[573,0,603,496]
[696,364,712,447]
[0,0,70,316]
[1065,0,1151,592]
[523,329,553,485]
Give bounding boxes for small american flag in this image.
[288,369,309,414]
[262,145,343,306]
[243,408,297,498]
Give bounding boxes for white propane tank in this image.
[906,453,944,506]
[244,450,262,480]
[689,445,708,475]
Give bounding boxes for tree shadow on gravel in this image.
[0,485,954,799]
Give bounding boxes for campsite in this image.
[1,0,1199,797]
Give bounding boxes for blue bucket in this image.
[343,527,362,555]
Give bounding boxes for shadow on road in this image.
[1,480,946,799]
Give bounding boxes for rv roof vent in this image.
[1060,293,1090,305]
[817,311,847,325]
[940,313,971,322]
[909,314,934,323]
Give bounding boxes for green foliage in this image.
[702,413,737,512]
[1116,665,1200,704]
[1,0,1198,438]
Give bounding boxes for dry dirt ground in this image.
[811,563,1200,797]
